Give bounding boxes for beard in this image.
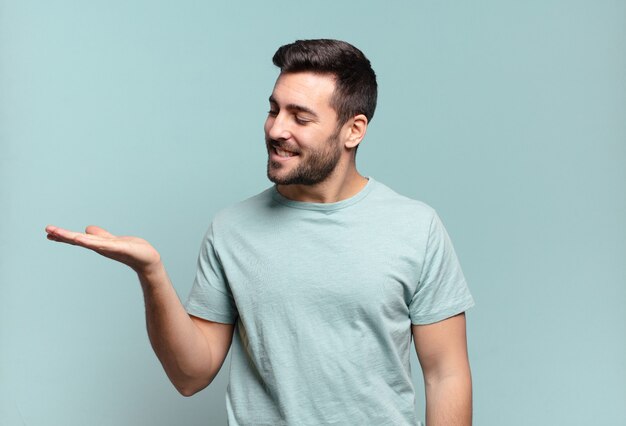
[266,129,342,186]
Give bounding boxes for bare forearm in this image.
[138,262,214,395]
[45,225,218,394]
[424,373,472,426]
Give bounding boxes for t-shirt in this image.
[185,178,474,425]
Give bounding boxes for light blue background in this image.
[1,1,624,425]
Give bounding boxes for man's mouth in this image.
[274,146,297,158]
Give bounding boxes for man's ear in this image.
[344,114,368,149]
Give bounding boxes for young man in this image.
[46,39,474,425]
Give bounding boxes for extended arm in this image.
[45,225,234,396]
[412,313,472,426]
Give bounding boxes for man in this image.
[46,39,474,425]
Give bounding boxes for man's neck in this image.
[276,168,368,204]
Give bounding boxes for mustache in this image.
[266,138,300,154]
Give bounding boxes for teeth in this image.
[275,147,295,158]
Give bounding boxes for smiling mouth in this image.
[274,146,298,158]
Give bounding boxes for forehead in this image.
[270,72,337,112]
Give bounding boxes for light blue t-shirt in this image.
[185,178,474,425]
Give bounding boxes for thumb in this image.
[85,225,115,237]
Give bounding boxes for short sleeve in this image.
[185,223,238,324]
[409,212,474,325]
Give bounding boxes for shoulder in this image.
[367,178,437,224]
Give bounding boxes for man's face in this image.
[265,72,344,186]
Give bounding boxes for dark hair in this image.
[272,39,378,126]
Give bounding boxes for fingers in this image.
[46,225,115,240]
[46,225,73,240]
[45,225,88,246]
[45,225,109,249]
[45,225,59,234]
[46,233,64,243]
[85,225,115,237]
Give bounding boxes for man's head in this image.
[272,39,378,127]
[266,39,377,187]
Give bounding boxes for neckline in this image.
[271,177,375,211]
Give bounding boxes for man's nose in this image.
[266,114,291,141]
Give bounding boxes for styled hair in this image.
[272,39,378,126]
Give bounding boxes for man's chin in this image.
[268,170,304,186]
[267,160,292,185]
[267,169,288,185]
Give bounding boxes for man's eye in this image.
[267,110,278,117]
[295,116,310,125]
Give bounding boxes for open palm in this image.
[45,225,161,274]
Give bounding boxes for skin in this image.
[46,71,472,424]
[265,72,369,203]
[45,225,234,396]
[266,88,343,187]
[414,313,473,425]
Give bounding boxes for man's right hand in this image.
[45,224,234,395]
[45,225,161,276]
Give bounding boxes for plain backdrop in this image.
[1,1,624,425]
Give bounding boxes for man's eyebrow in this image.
[268,96,319,118]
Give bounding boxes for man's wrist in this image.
[136,260,167,289]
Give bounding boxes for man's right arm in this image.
[138,261,234,395]
[45,225,234,396]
